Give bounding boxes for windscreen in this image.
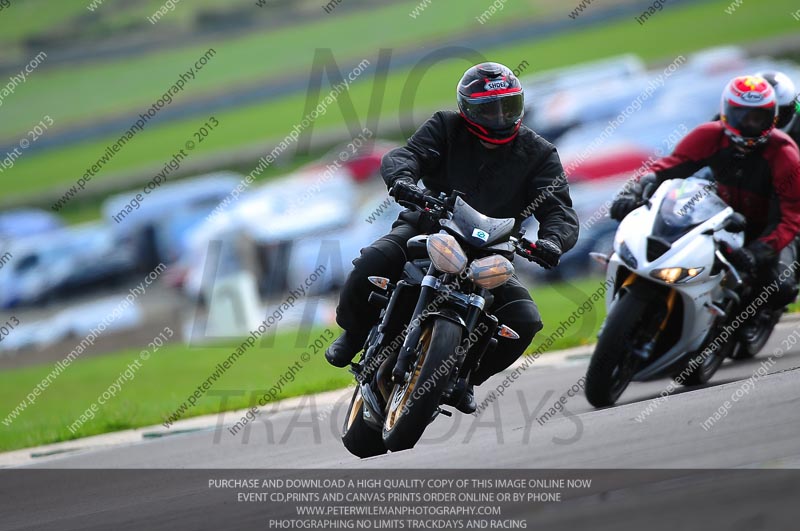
[652,179,728,243]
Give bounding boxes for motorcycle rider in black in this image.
[325,62,579,413]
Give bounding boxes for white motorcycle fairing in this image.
[604,176,745,381]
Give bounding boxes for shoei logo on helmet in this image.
[484,79,509,91]
[741,91,764,103]
[472,228,489,242]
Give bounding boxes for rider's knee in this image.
[500,300,542,342]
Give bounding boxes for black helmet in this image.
[457,62,524,144]
[756,70,798,131]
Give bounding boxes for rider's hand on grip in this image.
[520,237,561,269]
[729,240,775,276]
[609,194,641,222]
[610,173,657,222]
[389,178,424,205]
[728,246,758,276]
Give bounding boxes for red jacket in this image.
[651,121,800,252]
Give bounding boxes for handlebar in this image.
[395,189,463,218]
[509,236,538,262]
[396,188,541,263]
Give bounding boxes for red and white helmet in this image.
[457,62,524,144]
[720,75,778,149]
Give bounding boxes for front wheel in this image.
[585,291,650,407]
[382,319,461,452]
[341,387,387,459]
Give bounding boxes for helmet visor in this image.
[460,92,524,131]
[725,105,775,138]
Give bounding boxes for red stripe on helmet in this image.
[468,87,522,99]
[460,112,520,144]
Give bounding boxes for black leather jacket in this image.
[380,111,579,252]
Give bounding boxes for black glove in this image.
[729,246,757,276]
[418,210,441,234]
[610,173,658,222]
[729,241,775,275]
[389,178,424,205]
[609,193,642,222]
[521,238,562,269]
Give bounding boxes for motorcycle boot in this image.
[325,330,366,368]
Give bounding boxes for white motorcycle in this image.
[585,176,750,407]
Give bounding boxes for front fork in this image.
[389,266,489,384]
[391,265,441,383]
[619,274,677,361]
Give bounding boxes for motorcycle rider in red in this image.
[325,62,579,413]
[611,75,800,339]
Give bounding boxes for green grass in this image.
[0,276,607,452]
[0,0,98,53]
[7,0,797,200]
[531,276,608,351]
[0,328,353,452]
[0,0,544,141]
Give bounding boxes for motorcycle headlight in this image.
[468,255,515,289]
[650,267,704,284]
[427,233,467,274]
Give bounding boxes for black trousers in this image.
[335,218,543,385]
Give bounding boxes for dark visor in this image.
[726,106,775,137]
[461,93,523,130]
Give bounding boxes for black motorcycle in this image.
[341,190,538,457]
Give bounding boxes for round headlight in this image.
[426,233,467,274]
[468,255,514,289]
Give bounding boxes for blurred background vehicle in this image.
[0,208,63,243]
[0,221,136,309]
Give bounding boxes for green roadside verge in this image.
[0,275,608,452]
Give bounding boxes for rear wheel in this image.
[382,319,461,452]
[585,291,650,407]
[341,387,387,459]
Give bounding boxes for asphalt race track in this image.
[23,318,800,470]
[4,319,800,530]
